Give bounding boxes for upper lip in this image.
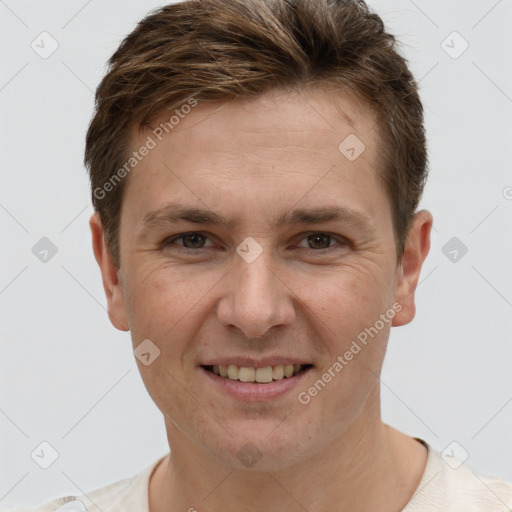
[201,357,312,368]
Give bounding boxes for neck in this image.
[149,397,427,512]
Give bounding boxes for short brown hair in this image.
[85,0,428,268]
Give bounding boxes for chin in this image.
[204,420,321,472]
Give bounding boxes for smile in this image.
[204,364,311,383]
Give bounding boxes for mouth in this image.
[202,363,313,384]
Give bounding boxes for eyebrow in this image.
[140,202,376,235]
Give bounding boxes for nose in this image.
[216,250,296,339]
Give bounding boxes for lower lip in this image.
[201,366,312,401]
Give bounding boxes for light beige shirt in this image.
[9,440,512,511]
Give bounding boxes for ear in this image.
[89,212,129,331]
[392,210,433,327]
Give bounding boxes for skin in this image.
[90,87,433,511]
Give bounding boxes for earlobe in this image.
[89,212,130,332]
[391,210,433,327]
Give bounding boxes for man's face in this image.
[94,88,422,471]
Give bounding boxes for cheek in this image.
[124,262,205,336]
[124,262,230,381]
[304,263,393,330]
[299,264,394,392]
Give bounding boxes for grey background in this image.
[1,0,511,509]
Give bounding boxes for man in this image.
[12,0,512,510]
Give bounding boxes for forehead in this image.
[144,87,378,156]
[121,87,386,228]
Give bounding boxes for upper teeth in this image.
[212,364,304,383]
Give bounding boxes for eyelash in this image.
[162,231,349,253]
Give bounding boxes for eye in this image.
[163,232,213,250]
[162,231,348,252]
[295,232,347,251]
